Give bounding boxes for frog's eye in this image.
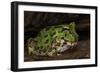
[63,26,69,29]
[63,27,69,31]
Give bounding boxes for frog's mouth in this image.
[52,39,77,53]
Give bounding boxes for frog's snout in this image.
[57,39,77,52]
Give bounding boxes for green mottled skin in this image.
[27,22,79,56]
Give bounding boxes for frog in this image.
[27,22,79,56]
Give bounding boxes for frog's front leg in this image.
[28,47,34,55]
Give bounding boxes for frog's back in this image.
[38,25,64,39]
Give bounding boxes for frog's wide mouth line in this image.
[24,11,90,62]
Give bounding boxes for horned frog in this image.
[27,22,79,56]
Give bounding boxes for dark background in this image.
[24,11,90,62]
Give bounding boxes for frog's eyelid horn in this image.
[63,22,76,32]
[68,22,76,30]
[63,22,75,30]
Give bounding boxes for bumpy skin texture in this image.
[27,22,79,56]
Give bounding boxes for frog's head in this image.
[62,22,79,42]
